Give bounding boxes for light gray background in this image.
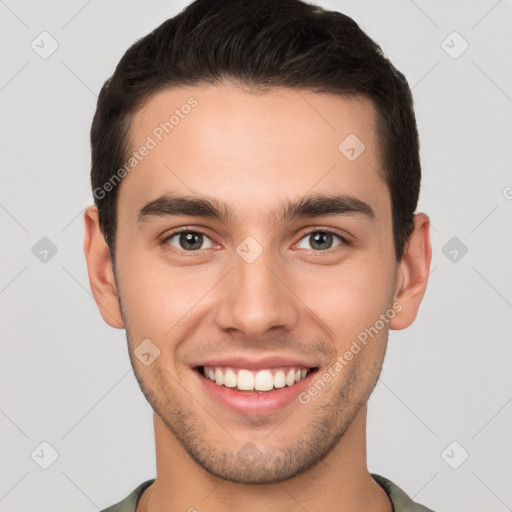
[1,1,511,511]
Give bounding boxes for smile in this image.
[199,365,313,393]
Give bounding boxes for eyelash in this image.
[159,227,350,254]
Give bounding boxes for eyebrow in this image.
[137,192,375,225]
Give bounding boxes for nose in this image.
[214,241,299,339]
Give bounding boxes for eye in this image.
[296,230,347,251]
[164,230,214,251]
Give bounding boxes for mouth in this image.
[193,364,319,415]
[196,365,318,393]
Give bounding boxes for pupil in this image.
[180,232,202,250]
[311,232,332,250]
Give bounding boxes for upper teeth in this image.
[202,366,309,391]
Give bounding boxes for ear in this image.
[389,212,432,330]
[83,205,125,329]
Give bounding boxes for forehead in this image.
[119,82,389,225]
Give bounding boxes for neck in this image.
[138,405,392,512]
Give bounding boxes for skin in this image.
[84,82,431,511]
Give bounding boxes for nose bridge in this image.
[215,237,298,337]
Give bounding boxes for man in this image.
[84,0,433,510]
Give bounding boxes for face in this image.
[107,83,402,483]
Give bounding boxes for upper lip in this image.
[192,355,319,371]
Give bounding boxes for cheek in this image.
[116,250,219,337]
[295,259,395,343]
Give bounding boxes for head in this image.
[85,0,431,485]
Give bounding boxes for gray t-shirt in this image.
[101,473,435,511]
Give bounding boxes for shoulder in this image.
[100,479,155,512]
[371,473,436,512]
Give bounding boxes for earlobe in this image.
[83,205,125,329]
[389,213,432,331]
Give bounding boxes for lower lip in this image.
[194,368,318,415]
